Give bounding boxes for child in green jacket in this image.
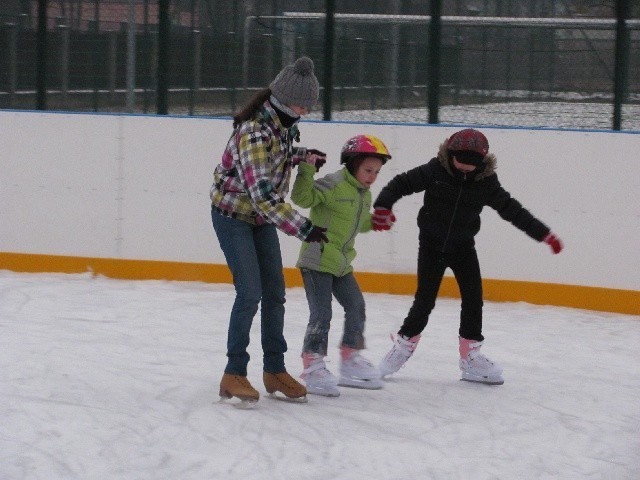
[291,134,394,397]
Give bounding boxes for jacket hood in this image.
[437,139,497,180]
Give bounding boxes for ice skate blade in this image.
[306,386,340,397]
[378,362,406,378]
[338,376,384,390]
[460,372,504,386]
[268,392,308,403]
[218,396,258,409]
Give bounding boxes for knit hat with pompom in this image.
[269,57,319,111]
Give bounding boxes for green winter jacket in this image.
[291,162,373,277]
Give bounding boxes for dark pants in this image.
[398,244,484,341]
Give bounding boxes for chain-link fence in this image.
[1,0,638,130]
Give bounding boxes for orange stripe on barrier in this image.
[1,252,638,316]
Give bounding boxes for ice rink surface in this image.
[2,271,639,479]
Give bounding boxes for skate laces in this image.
[465,342,495,366]
[302,357,333,378]
[346,352,374,368]
[385,334,419,361]
[233,375,253,388]
[268,372,294,385]
[398,334,420,352]
[468,350,494,366]
[304,363,333,377]
[461,346,503,375]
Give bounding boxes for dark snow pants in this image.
[398,244,484,342]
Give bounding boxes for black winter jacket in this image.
[374,142,550,253]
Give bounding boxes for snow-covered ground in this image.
[2,271,639,479]
[308,101,640,131]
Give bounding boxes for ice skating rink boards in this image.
[0,110,638,315]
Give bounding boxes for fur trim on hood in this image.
[437,140,497,180]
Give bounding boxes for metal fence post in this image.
[242,17,251,91]
[157,0,170,115]
[108,30,117,104]
[36,0,47,110]
[323,0,335,121]
[228,31,237,113]
[356,37,365,88]
[58,24,70,108]
[279,17,295,68]
[408,40,416,89]
[126,0,136,113]
[91,0,100,112]
[427,0,442,124]
[389,0,401,108]
[5,22,18,107]
[189,29,201,116]
[613,0,630,130]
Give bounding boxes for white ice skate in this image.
[339,348,383,390]
[458,337,504,385]
[378,334,421,378]
[301,353,340,397]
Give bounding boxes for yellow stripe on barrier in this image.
[1,252,638,316]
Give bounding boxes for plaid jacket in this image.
[210,100,312,240]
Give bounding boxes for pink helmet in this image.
[340,134,391,164]
[447,128,489,156]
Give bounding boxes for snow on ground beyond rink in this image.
[306,101,640,130]
[1,271,639,480]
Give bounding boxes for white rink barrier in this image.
[0,110,638,314]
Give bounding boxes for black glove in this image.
[307,149,326,157]
[306,149,327,172]
[292,148,327,172]
[304,226,328,243]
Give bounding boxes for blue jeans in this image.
[211,209,287,375]
[301,269,366,355]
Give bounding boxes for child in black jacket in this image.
[372,128,563,385]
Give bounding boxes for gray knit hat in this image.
[269,57,319,111]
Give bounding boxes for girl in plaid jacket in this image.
[211,57,328,407]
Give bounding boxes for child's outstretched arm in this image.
[487,179,563,254]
